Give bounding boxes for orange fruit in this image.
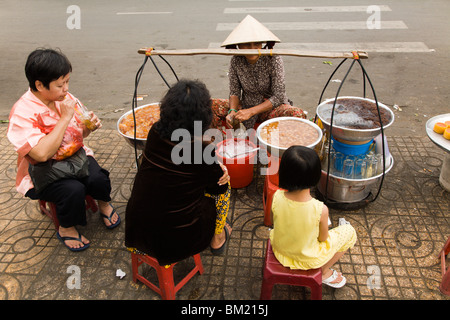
[434,122,446,134]
[444,127,450,140]
[445,120,450,128]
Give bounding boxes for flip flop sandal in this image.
[57,231,90,252]
[210,219,232,255]
[100,204,121,229]
[322,269,346,288]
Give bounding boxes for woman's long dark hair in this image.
[154,79,212,140]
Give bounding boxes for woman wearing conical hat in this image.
[211,15,307,131]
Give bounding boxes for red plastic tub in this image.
[216,138,258,188]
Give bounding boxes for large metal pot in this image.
[256,117,323,158]
[117,103,160,150]
[317,155,394,203]
[316,96,394,142]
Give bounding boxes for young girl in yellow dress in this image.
[269,146,357,288]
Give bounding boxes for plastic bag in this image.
[32,113,84,160]
[28,148,89,194]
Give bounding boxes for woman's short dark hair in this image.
[25,48,72,91]
[154,79,212,140]
[278,146,322,191]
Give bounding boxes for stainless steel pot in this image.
[117,103,160,150]
[316,96,394,142]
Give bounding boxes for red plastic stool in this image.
[39,195,98,230]
[439,235,450,296]
[262,175,284,227]
[131,251,204,300]
[260,240,322,300]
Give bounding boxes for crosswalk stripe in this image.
[116,11,172,15]
[224,5,391,14]
[208,42,433,53]
[217,21,407,31]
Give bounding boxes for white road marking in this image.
[224,5,391,14]
[217,21,407,30]
[116,12,172,15]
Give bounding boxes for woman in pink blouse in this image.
[7,49,120,252]
[211,15,307,130]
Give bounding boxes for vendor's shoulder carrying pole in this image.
[138,47,368,59]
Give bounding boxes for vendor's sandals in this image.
[57,231,90,252]
[210,220,232,255]
[322,269,346,288]
[100,204,121,229]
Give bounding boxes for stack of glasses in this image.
[322,145,385,179]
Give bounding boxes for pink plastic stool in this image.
[131,251,204,300]
[260,240,322,300]
[39,195,98,230]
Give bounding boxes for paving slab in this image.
[0,125,449,301]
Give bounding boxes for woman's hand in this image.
[233,108,254,123]
[218,162,230,186]
[81,111,102,137]
[60,99,75,121]
[88,111,102,131]
[225,110,236,128]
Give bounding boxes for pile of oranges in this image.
[433,120,450,140]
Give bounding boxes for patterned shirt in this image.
[228,55,289,110]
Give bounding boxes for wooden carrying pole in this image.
[138,47,368,59]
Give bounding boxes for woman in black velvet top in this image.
[125,79,232,265]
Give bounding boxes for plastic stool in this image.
[439,235,450,296]
[263,175,283,227]
[131,252,204,300]
[39,195,98,230]
[260,240,322,300]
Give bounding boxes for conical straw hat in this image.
[221,15,281,47]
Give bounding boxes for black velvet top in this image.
[125,126,227,265]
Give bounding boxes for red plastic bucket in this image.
[216,138,258,188]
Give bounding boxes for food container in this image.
[316,96,394,142]
[257,117,323,186]
[256,117,323,158]
[117,103,160,150]
[317,155,394,203]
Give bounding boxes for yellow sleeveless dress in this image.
[269,190,357,270]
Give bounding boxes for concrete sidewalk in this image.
[0,125,449,300]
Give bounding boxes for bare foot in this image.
[210,223,232,249]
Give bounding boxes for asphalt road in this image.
[1,0,449,137]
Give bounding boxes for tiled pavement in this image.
[0,125,449,301]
